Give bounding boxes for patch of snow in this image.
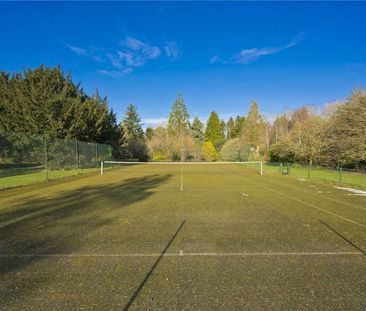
[334,186,366,196]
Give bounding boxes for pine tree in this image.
[231,116,245,138]
[226,117,234,139]
[122,104,144,141]
[121,104,146,160]
[245,101,264,149]
[145,127,154,140]
[205,111,224,149]
[220,119,226,142]
[191,117,204,143]
[168,95,190,134]
[168,95,191,161]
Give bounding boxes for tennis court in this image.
[0,163,365,310]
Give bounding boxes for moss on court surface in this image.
[0,164,365,310]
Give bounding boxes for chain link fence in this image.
[0,131,113,189]
[265,162,366,189]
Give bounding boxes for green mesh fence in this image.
[265,162,366,189]
[0,131,113,189]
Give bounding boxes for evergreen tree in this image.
[205,111,224,149]
[220,119,226,142]
[168,95,190,135]
[121,104,146,161]
[168,95,191,161]
[145,127,154,140]
[226,117,234,139]
[122,104,144,141]
[244,101,264,149]
[231,116,245,138]
[191,117,205,143]
[0,65,120,146]
[201,141,218,161]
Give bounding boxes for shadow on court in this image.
[0,174,172,306]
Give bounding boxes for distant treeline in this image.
[0,66,365,168]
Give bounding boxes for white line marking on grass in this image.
[180,167,183,192]
[0,251,362,258]
[334,186,366,196]
[238,176,366,229]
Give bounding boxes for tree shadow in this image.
[0,173,172,306]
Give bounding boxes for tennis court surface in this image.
[1,163,365,310]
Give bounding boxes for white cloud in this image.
[66,35,182,77]
[164,41,182,60]
[65,44,87,56]
[212,33,304,65]
[142,117,169,127]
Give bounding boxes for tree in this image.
[0,65,120,146]
[205,111,224,150]
[191,117,205,160]
[220,138,241,161]
[145,127,154,140]
[201,141,218,161]
[226,117,235,139]
[325,89,366,168]
[168,95,191,161]
[122,104,144,141]
[147,126,173,161]
[221,119,226,141]
[121,104,147,161]
[244,101,264,151]
[231,116,245,138]
[191,117,205,143]
[291,116,326,165]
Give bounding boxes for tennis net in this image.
[100,161,263,176]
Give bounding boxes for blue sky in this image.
[1,2,366,126]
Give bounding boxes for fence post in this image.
[76,140,79,174]
[44,135,48,181]
[339,167,342,184]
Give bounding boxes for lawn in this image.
[265,162,366,189]
[0,164,365,310]
[0,166,99,189]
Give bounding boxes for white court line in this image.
[238,175,366,229]
[180,167,183,192]
[0,251,362,258]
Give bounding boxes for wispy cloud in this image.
[142,117,169,127]
[65,44,87,56]
[164,41,182,60]
[65,36,181,77]
[65,43,103,62]
[211,33,304,65]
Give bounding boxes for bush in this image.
[201,141,218,161]
[220,138,241,161]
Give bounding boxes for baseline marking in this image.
[0,251,362,258]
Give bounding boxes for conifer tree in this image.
[191,117,205,143]
[226,117,234,139]
[168,95,191,161]
[205,111,224,149]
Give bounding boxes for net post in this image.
[260,161,263,175]
[101,161,104,175]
